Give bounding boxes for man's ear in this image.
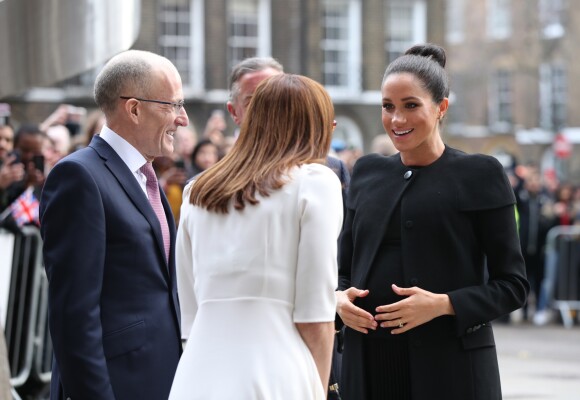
[124,98,140,123]
[226,101,241,126]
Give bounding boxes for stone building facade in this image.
[5,0,580,181]
[5,0,444,154]
[444,0,580,182]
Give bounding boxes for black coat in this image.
[338,146,529,400]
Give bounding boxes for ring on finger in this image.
[398,320,404,328]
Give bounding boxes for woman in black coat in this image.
[335,43,529,400]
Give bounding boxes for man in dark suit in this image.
[40,50,189,400]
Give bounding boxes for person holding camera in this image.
[0,122,25,193]
[0,124,45,228]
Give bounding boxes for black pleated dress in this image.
[353,201,411,400]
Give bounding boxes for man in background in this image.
[227,57,350,197]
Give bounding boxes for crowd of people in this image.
[0,42,575,400]
[0,104,235,230]
[506,163,580,326]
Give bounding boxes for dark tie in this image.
[140,162,170,262]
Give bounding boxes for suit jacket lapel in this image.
[160,188,176,270]
[89,136,170,273]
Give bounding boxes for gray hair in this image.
[229,57,284,103]
[94,50,168,114]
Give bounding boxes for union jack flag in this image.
[9,187,40,227]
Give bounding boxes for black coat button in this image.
[404,170,413,180]
[405,220,413,229]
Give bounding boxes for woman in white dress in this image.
[169,74,343,400]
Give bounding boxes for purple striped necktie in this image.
[140,162,170,262]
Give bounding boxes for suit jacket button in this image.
[405,220,413,229]
[404,170,413,180]
[466,327,473,334]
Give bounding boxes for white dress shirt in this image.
[98,126,149,197]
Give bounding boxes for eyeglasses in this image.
[119,96,185,113]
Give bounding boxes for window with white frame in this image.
[489,69,512,132]
[386,0,426,64]
[446,0,465,44]
[227,0,271,71]
[321,0,361,92]
[486,0,511,40]
[158,0,204,89]
[539,64,567,130]
[159,0,192,84]
[539,0,565,39]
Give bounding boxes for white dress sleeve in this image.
[293,164,343,322]
[175,182,198,341]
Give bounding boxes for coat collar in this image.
[353,150,450,288]
[355,155,414,287]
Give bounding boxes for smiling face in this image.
[381,72,448,166]
[133,64,189,161]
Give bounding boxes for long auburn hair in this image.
[189,74,335,213]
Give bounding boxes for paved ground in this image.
[495,322,580,400]
[11,320,580,400]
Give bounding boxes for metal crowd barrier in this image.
[544,225,580,328]
[1,226,52,399]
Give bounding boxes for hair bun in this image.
[404,43,446,68]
